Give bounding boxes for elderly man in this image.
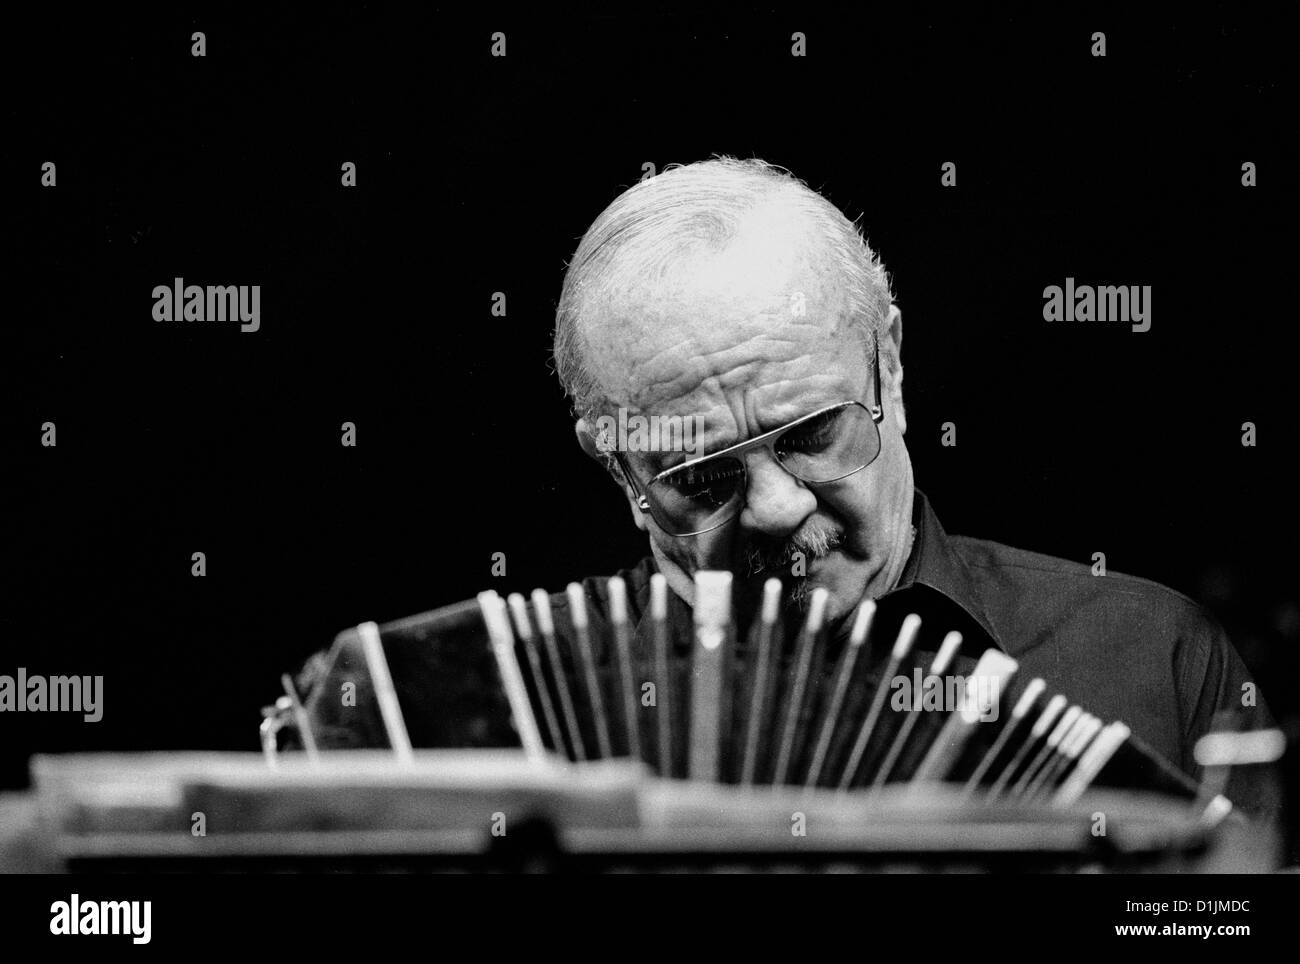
[284,156,1275,829]
[548,156,1272,806]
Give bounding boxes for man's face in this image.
[578,226,915,629]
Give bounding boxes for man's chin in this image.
[792,558,877,627]
[735,554,852,619]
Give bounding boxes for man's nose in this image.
[737,451,817,537]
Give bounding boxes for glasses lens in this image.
[774,403,879,482]
[647,455,747,536]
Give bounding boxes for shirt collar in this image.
[888,488,1007,653]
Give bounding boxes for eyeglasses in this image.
[614,335,886,537]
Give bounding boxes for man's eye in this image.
[777,410,841,454]
[661,461,743,500]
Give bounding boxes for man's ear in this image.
[574,417,607,463]
[574,418,650,532]
[883,304,906,434]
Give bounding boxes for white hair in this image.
[552,156,894,422]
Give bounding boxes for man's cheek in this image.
[818,484,876,556]
[692,528,738,571]
[650,528,714,576]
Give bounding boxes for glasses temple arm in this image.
[614,452,653,511]
[870,332,884,422]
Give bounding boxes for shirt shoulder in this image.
[947,534,1216,656]
[945,533,1269,776]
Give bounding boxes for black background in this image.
[3,0,1297,831]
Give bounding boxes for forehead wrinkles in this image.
[633,323,828,409]
[589,275,859,411]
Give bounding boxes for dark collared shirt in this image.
[883,489,1266,777]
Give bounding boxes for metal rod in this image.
[357,620,414,764]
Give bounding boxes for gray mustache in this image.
[744,525,843,577]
